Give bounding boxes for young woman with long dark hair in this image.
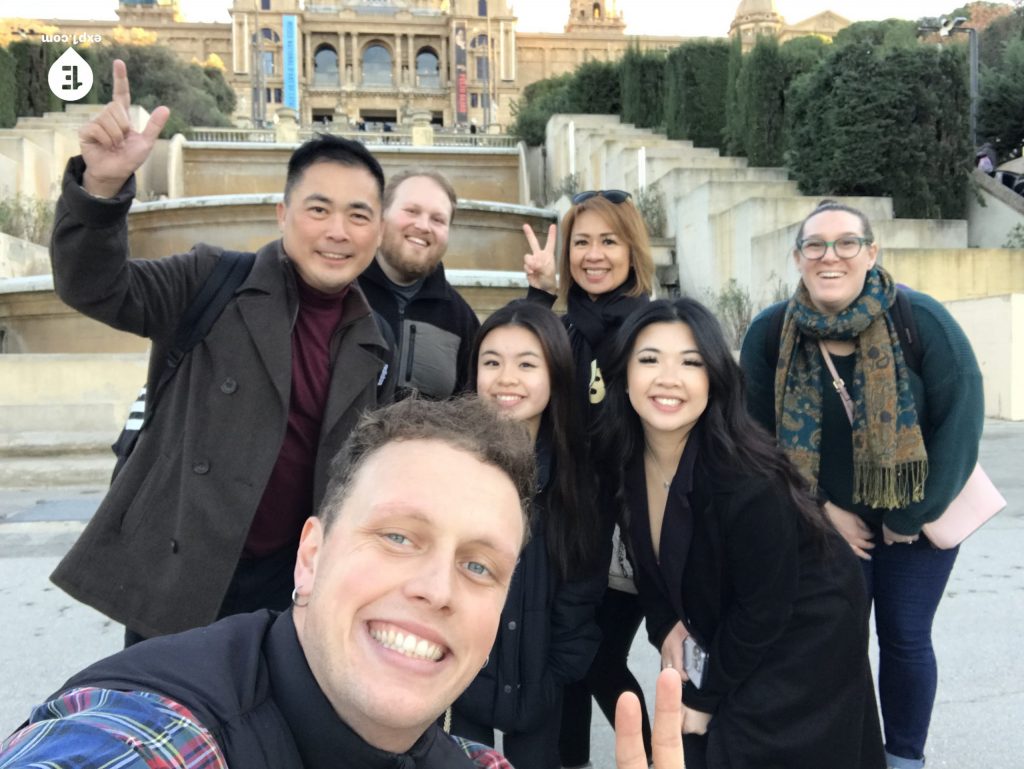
[450,300,604,769]
[600,297,884,769]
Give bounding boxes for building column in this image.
[394,33,402,85]
[337,32,345,85]
[440,35,448,85]
[403,33,411,81]
[352,32,360,85]
[305,33,314,87]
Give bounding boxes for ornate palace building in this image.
[11,0,849,128]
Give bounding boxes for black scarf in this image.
[566,275,649,414]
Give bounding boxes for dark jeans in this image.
[861,533,959,769]
[124,545,296,647]
[559,587,652,767]
[450,692,564,769]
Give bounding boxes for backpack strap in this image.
[153,248,256,410]
[111,250,256,481]
[889,287,922,375]
[763,300,787,368]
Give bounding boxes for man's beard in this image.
[379,238,443,283]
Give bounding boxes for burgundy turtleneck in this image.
[243,276,349,558]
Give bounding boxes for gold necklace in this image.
[644,449,674,490]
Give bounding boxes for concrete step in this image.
[0,454,115,488]
[0,402,131,435]
[0,431,113,458]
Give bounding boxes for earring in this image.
[291,587,309,608]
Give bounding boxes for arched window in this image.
[314,44,339,87]
[478,0,487,15]
[593,2,602,20]
[251,27,280,44]
[416,48,440,89]
[362,43,393,87]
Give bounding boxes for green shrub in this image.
[0,194,56,246]
[664,40,730,147]
[635,184,666,238]
[786,41,970,219]
[620,45,665,129]
[509,73,573,146]
[740,37,787,166]
[0,47,15,128]
[567,60,621,114]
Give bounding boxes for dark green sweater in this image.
[739,289,984,535]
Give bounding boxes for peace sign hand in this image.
[522,222,558,294]
[79,59,170,198]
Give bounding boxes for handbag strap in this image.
[818,340,855,426]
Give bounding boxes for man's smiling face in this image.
[377,175,453,286]
[291,438,524,753]
[276,160,382,293]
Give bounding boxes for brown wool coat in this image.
[49,158,389,638]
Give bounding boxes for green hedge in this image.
[620,45,665,129]
[567,60,621,115]
[664,40,730,147]
[739,37,787,166]
[8,41,62,118]
[786,41,970,219]
[0,48,16,128]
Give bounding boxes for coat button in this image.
[503,685,512,694]
[220,378,238,394]
[192,461,210,475]
[507,620,517,631]
[169,539,179,554]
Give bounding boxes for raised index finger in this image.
[112,59,131,113]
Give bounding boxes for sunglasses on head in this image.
[571,189,632,205]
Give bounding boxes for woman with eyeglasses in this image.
[739,200,984,769]
[522,189,656,768]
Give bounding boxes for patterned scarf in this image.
[774,266,927,509]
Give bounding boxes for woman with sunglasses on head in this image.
[451,300,604,769]
[600,296,884,769]
[522,189,656,767]
[739,200,984,769]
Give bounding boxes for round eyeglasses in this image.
[571,189,632,205]
[796,236,873,260]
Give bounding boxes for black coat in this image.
[49,158,390,638]
[453,436,604,734]
[61,611,483,769]
[626,440,885,769]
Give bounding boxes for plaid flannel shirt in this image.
[1,687,513,769]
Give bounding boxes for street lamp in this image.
[939,16,979,149]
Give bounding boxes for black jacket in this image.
[453,435,604,734]
[62,611,486,769]
[358,258,480,398]
[626,439,884,769]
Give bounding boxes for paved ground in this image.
[0,419,1021,766]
